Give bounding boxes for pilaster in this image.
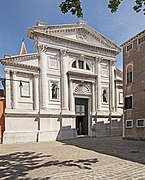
[38,45,48,109]
[69,79,74,112]
[12,71,18,109]
[92,82,96,113]
[60,49,69,110]
[96,57,103,110]
[111,60,116,111]
[5,69,11,108]
[33,74,39,110]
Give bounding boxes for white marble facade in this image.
[1,21,123,143]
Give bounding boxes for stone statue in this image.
[102,89,107,103]
[52,83,58,99]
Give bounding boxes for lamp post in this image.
[0,76,23,110]
[0,76,23,88]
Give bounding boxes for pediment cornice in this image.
[67,71,97,79]
[0,53,39,70]
[1,60,39,70]
[28,23,121,54]
[0,53,38,63]
[36,30,119,56]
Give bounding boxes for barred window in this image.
[127,71,132,84]
[72,60,91,70]
[78,60,84,69]
[126,120,133,128]
[138,36,145,44]
[136,119,144,127]
[126,64,133,84]
[72,61,76,68]
[124,95,132,109]
[126,44,132,51]
[75,105,85,116]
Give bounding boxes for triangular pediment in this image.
[0,53,38,69]
[30,21,120,52]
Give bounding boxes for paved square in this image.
[0,136,145,179]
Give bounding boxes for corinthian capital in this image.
[111,60,116,66]
[4,69,10,74]
[96,57,103,63]
[34,73,39,78]
[38,44,49,52]
[60,49,69,57]
[11,70,17,75]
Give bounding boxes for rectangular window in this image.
[138,36,145,45]
[20,81,30,97]
[136,119,145,127]
[126,120,133,128]
[127,71,132,84]
[119,92,123,104]
[75,105,85,116]
[78,60,84,69]
[126,44,133,51]
[72,61,76,68]
[124,96,132,109]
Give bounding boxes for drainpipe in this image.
[109,60,112,136]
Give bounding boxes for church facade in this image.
[0,21,123,143]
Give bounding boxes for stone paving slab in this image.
[0,136,145,179]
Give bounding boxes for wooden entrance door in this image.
[75,98,88,135]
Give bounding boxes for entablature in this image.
[34,31,119,56]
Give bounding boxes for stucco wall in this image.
[0,99,5,141]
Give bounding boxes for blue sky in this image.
[0,0,145,79]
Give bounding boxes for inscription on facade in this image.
[48,58,58,69]
[101,65,109,77]
[20,81,30,97]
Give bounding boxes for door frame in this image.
[74,96,91,136]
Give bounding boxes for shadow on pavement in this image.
[59,136,145,165]
[0,151,98,180]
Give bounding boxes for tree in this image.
[59,0,145,18]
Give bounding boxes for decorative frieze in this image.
[76,31,87,41]
[1,61,39,70]
[38,34,117,57]
[74,84,90,95]
[1,54,38,63]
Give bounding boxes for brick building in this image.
[0,89,5,143]
[122,30,145,140]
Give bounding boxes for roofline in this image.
[1,60,39,70]
[0,53,38,62]
[29,29,121,55]
[121,29,145,47]
[28,22,121,53]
